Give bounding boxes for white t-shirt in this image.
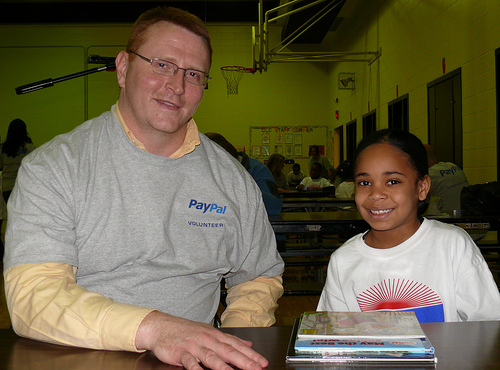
[286,170,305,185]
[299,177,332,190]
[318,218,500,323]
[335,181,354,198]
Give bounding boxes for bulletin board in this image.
[249,125,329,160]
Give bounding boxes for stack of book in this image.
[286,311,437,365]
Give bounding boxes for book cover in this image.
[297,311,426,339]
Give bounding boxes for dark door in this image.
[334,125,344,165]
[496,47,500,180]
[428,68,462,168]
[362,110,377,138]
[388,94,409,131]
[346,120,357,162]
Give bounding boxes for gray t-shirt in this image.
[5,107,284,324]
[428,162,469,211]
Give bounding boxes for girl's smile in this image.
[369,208,393,215]
[354,143,430,249]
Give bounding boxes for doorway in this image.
[333,126,344,169]
[362,110,377,138]
[427,68,462,168]
[388,94,409,131]
[346,120,357,162]
[495,47,500,180]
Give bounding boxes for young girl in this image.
[317,129,500,323]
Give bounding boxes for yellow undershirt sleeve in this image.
[4,263,155,352]
[220,275,284,327]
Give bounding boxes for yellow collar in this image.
[114,104,200,158]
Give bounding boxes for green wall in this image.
[326,0,500,185]
[0,23,331,171]
[4,0,499,184]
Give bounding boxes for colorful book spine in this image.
[294,337,434,355]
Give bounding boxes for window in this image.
[388,94,409,131]
[362,110,376,138]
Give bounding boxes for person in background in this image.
[308,145,334,181]
[297,162,333,190]
[0,182,5,259]
[332,160,350,188]
[334,160,354,198]
[286,163,305,188]
[0,118,35,203]
[424,144,469,212]
[318,129,500,323]
[424,144,486,240]
[335,178,355,198]
[0,118,35,258]
[205,132,283,215]
[4,7,284,370]
[266,153,288,191]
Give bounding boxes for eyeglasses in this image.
[128,51,211,87]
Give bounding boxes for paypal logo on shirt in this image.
[439,166,461,176]
[188,199,227,214]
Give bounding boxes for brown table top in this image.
[282,197,355,203]
[269,211,369,236]
[281,198,356,212]
[280,190,335,199]
[271,210,364,222]
[2,321,500,369]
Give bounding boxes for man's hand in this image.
[135,311,268,370]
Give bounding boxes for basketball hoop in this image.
[221,66,254,95]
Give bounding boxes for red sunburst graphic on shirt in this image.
[357,279,442,311]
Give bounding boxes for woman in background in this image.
[1,119,35,203]
[267,153,289,191]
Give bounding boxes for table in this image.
[1,321,499,369]
[270,211,500,234]
[270,211,368,235]
[280,190,335,199]
[282,197,356,212]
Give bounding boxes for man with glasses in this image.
[4,7,284,370]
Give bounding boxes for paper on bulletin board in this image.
[252,146,261,157]
[276,133,284,144]
[249,126,329,160]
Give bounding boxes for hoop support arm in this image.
[16,62,116,95]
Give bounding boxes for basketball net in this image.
[221,66,245,95]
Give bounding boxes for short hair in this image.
[127,6,212,66]
[204,132,238,159]
[292,163,301,169]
